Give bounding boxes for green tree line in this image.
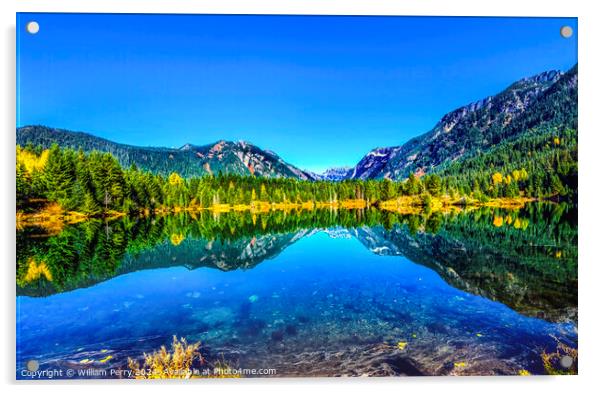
[17,139,576,216]
[436,127,577,201]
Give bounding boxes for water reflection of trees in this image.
[352,203,577,322]
[17,203,577,317]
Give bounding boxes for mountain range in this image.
[349,67,577,180]
[16,126,317,180]
[16,65,577,181]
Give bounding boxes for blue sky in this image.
[17,14,577,172]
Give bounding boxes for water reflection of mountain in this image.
[121,229,312,272]
[351,225,576,323]
[16,228,312,297]
[17,204,577,323]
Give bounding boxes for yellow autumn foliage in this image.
[492,172,503,186]
[128,336,201,379]
[541,340,578,375]
[168,172,184,186]
[493,216,504,227]
[512,170,521,181]
[16,146,49,173]
[170,233,185,246]
[18,258,53,286]
[513,218,522,229]
[511,168,529,181]
[522,221,529,230]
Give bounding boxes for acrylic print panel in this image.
[16,13,578,379]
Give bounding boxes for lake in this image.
[16,203,578,378]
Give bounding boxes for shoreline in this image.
[16,196,543,228]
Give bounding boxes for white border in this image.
[1,0,585,17]
[2,1,601,393]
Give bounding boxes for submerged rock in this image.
[297,315,310,323]
[192,307,234,326]
[271,330,285,341]
[285,325,298,336]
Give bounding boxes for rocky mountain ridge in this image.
[349,67,575,180]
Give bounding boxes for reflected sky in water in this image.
[17,230,577,377]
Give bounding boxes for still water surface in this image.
[16,204,578,377]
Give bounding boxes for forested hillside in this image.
[16,126,316,180]
[349,66,578,192]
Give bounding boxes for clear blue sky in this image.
[17,14,577,172]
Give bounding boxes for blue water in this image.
[16,231,576,377]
